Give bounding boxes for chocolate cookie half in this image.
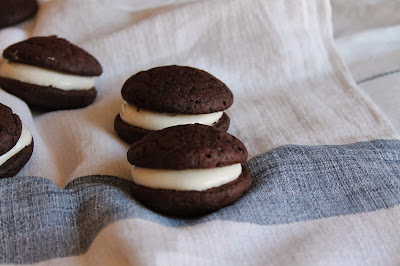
[0,0,38,28]
[127,124,251,217]
[115,65,233,144]
[0,103,34,178]
[0,36,102,110]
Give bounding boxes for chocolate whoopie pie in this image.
[0,0,38,28]
[0,103,33,178]
[114,65,233,144]
[127,124,252,217]
[0,36,102,110]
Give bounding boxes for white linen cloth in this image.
[333,0,400,132]
[0,0,399,264]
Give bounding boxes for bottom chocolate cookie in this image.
[114,112,231,144]
[0,140,34,179]
[131,165,252,217]
[0,0,38,28]
[0,77,97,110]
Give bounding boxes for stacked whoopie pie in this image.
[117,66,252,216]
[128,124,252,217]
[0,36,102,110]
[115,65,232,144]
[0,103,33,178]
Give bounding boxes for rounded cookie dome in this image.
[128,124,247,170]
[121,65,233,114]
[3,36,102,76]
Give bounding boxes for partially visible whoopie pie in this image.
[0,36,102,110]
[114,65,233,144]
[0,103,33,178]
[127,124,252,217]
[0,0,38,28]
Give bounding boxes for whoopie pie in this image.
[0,36,102,110]
[115,65,233,144]
[0,103,33,178]
[127,124,252,217]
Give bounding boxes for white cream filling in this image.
[0,61,95,90]
[131,163,242,191]
[0,126,32,166]
[120,102,223,131]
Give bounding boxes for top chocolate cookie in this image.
[128,124,247,170]
[0,0,38,28]
[0,103,22,156]
[3,36,102,76]
[121,65,233,114]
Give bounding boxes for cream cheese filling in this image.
[0,61,95,90]
[120,102,223,131]
[131,163,242,191]
[0,126,32,166]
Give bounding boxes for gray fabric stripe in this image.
[356,68,400,84]
[1,139,400,263]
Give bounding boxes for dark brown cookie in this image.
[0,0,38,28]
[0,103,22,156]
[114,112,230,144]
[128,124,247,170]
[3,36,102,76]
[114,114,152,144]
[0,77,97,110]
[0,141,33,179]
[131,164,252,217]
[121,65,233,114]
